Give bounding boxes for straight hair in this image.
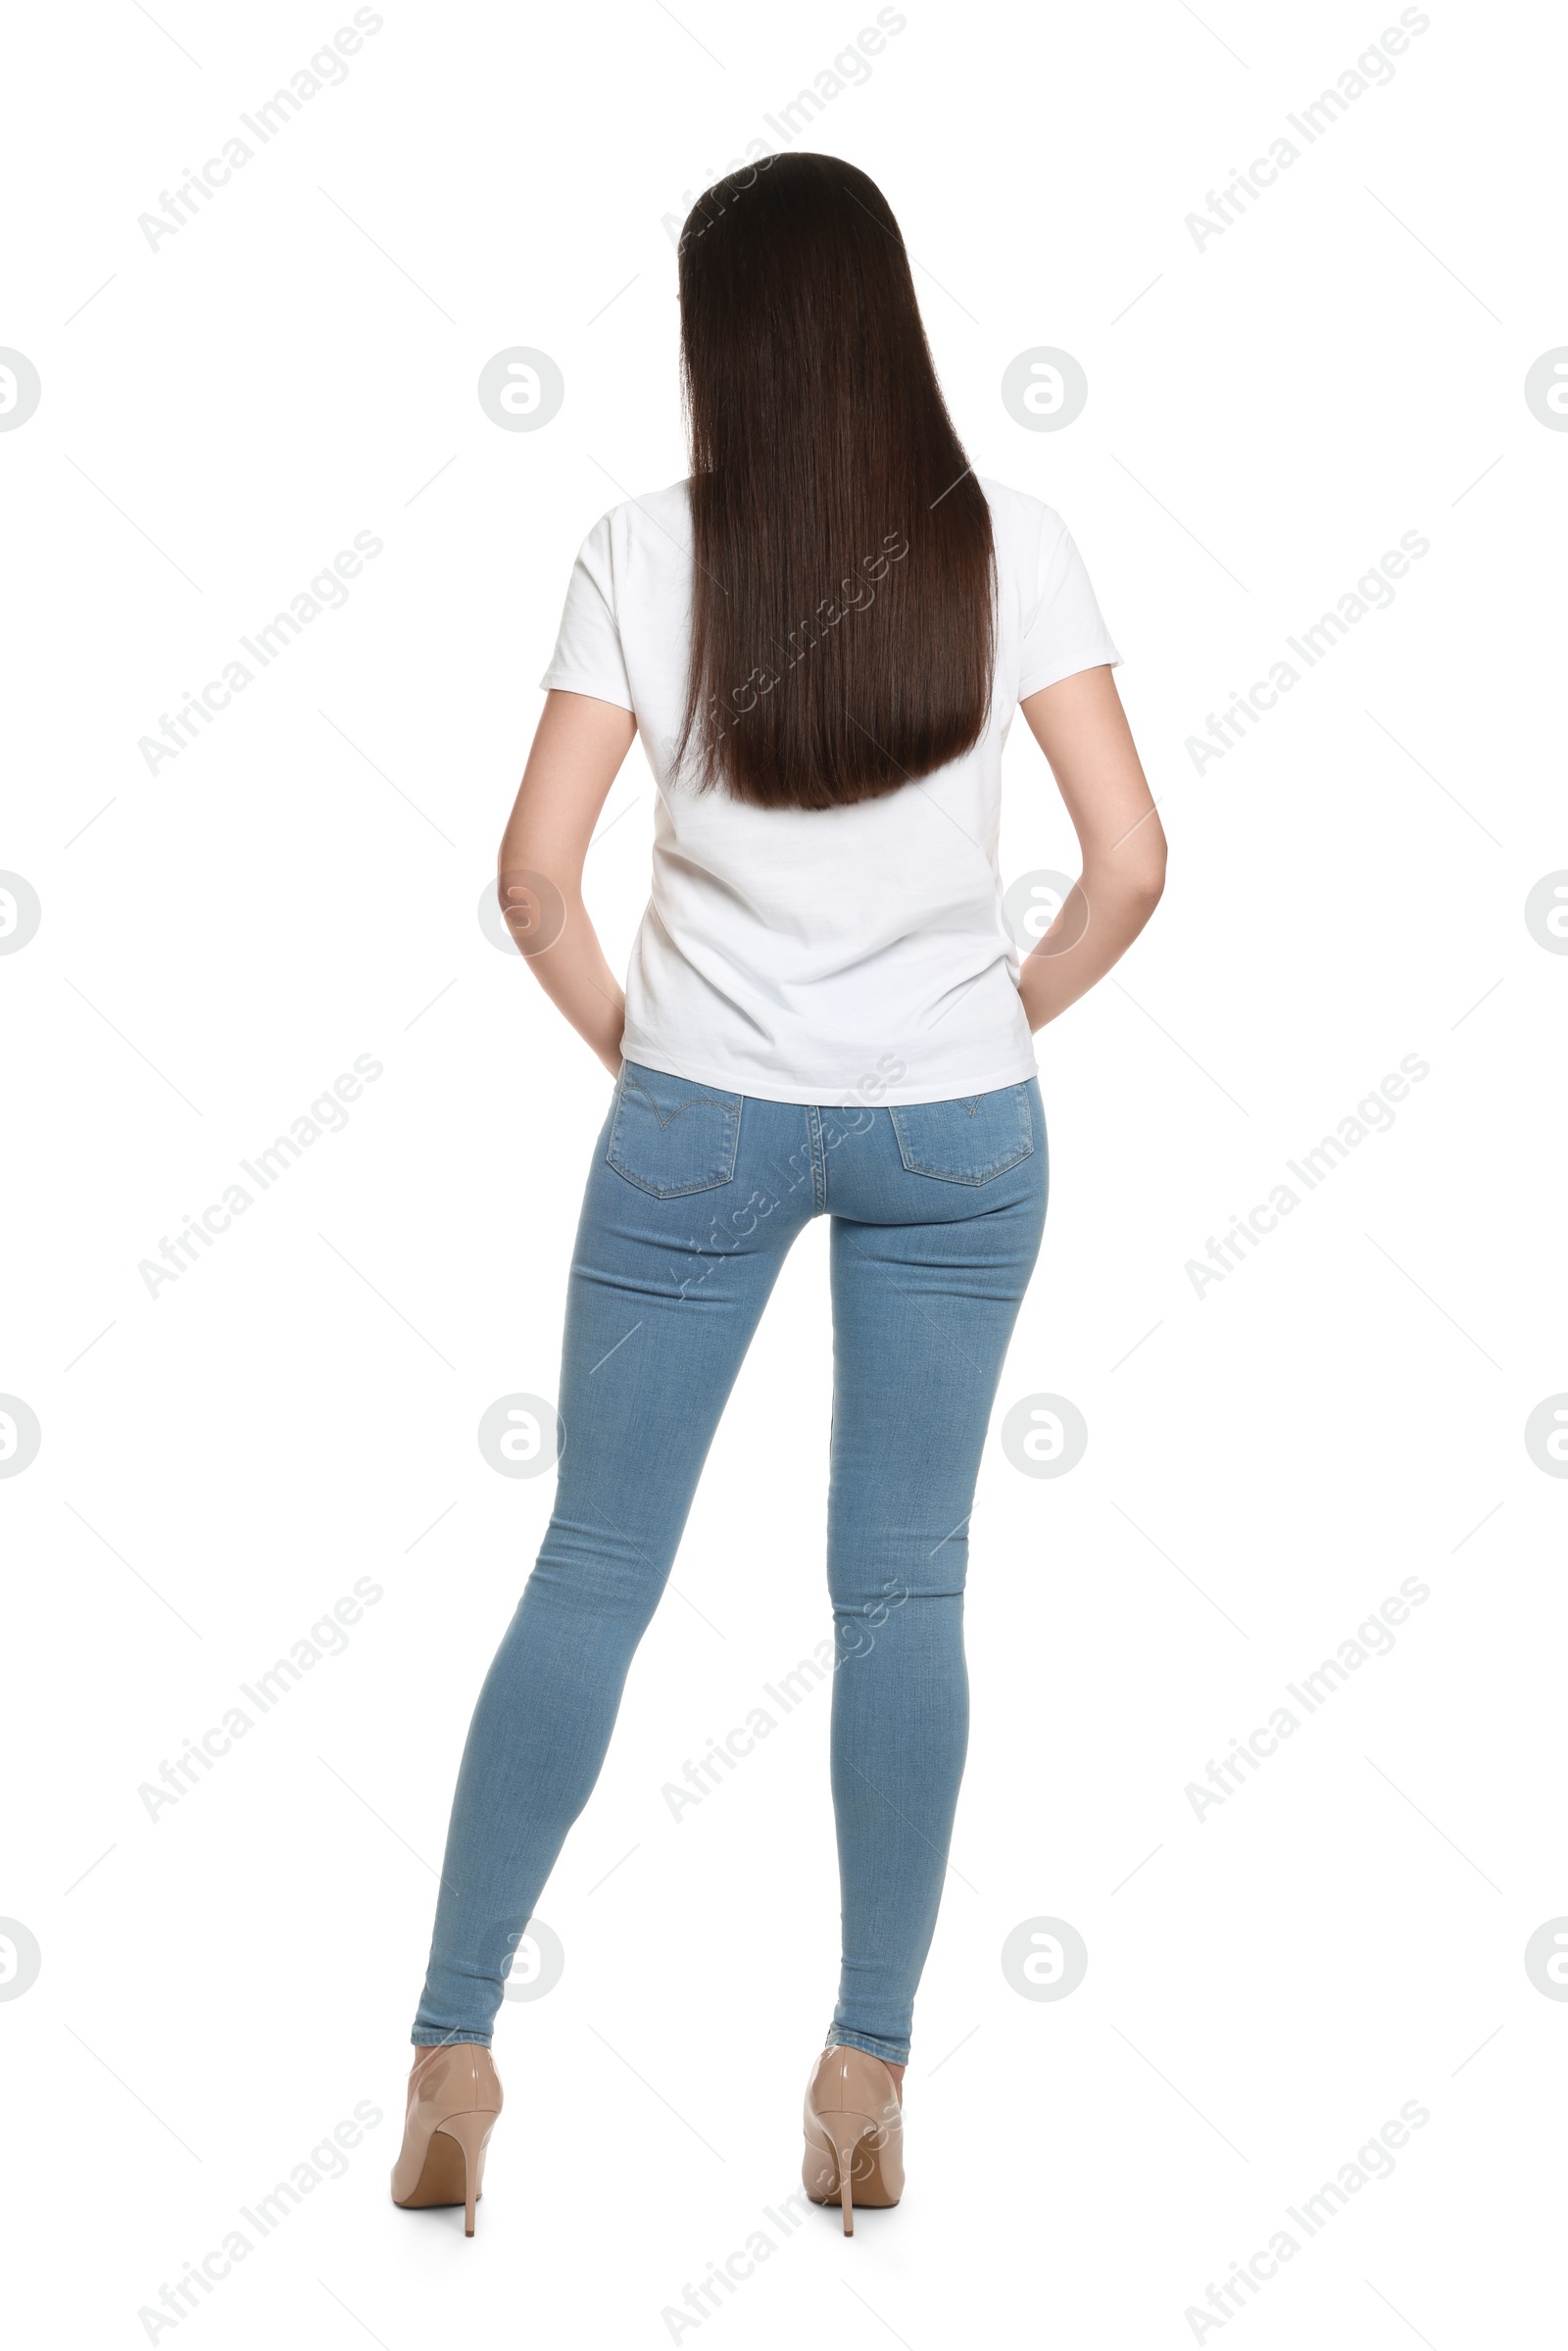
[673,154,996,811]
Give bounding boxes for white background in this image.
[4,1,1566,2343]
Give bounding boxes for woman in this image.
[393,152,1165,2236]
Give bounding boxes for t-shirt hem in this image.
[618,1036,1041,1107]
[1016,647,1121,702]
[538,666,635,711]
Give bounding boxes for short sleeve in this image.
[538,513,635,710]
[1016,510,1121,702]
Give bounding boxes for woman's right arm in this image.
[497,688,638,1076]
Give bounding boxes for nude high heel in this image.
[391,2042,504,2236]
[802,2044,905,2234]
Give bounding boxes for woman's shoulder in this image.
[977,474,1070,544]
[588,479,693,547]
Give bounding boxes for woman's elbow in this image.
[1113,835,1167,915]
[1134,856,1166,911]
[1133,818,1168,902]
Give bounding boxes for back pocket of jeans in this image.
[608,1063,743,1199]
[888,1084,1034,1186]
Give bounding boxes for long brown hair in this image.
[673,154,996,812]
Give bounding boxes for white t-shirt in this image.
[539,476,1120,1106]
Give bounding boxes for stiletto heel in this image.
[434,2108,495,2237]
[822,2111,875,2234]
[802,2045,905,2232]
[391,2043,504,2236]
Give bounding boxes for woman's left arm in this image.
[1014,664,1167,1031]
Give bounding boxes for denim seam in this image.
[827,2027,910,2063]
[805,1105,827,1212]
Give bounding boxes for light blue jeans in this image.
[414,1060,1048,2064]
